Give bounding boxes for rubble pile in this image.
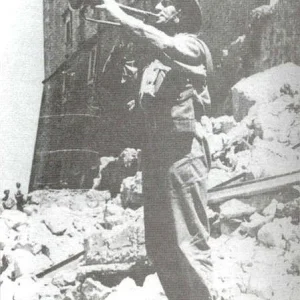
[206,63,300,188]
[1,186,299,299]
[1,63,300,299]
[0,189,148,300]
[210,194,300,300]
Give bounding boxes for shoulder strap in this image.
[197,39,213,76]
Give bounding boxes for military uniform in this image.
[99,0,215,298]
[140,33,214,300]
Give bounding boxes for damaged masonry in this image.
[1,0,300,300]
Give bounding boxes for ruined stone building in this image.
[29,0,300,191]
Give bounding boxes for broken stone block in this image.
[104,277,159,300]
[273,217,299,242]
[0,220,10,250]
[220,199,256,220]
[220,218,242,235]
[239,213,273,237]
[283,198,300,224]
[231,63,300,121]
[81,278,111,300]
[257,222,286,249]
[262,199,278,217]
[207,168,232,190]
[200,116,213,135]
[13,275,39,300]
[286,242,300,274]
[23,205,38,216]
[63,288,82,300]
[42,206,73,235]
[212,115,237,134]
[103,202,126,229]
[143,273,165,296]
[84,216,146,265]
[46,235,84,264]
[6,250,51,279]
[52,270,77,288]
[1,210,28,230]
[247,138,300,178]
[275,202,285,218]
[11,249,36,278]
[117,277,137,291]
[247,269,274,300]
[38,282,62,300]
[249,89,300,145]
[0,277,15,300]
[120,171,143,209]
[207,133,229,155]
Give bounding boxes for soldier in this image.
[101,1,214,299]
[2,189,16,210]
[15,182,26,212]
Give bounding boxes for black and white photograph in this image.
[0,0,300,299]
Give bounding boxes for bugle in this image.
[70,0,158,26]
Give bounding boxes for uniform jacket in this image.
[139,33,212,136]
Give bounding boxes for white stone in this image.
[0,220,10,250]
[12,249,36,278]
[231,63,300,121]
[42,206,73,235]
[143,273,165,296]
[262,199,278,217]
[13,276,39,300]
[212,115,237,134]
[220,199,256,220]
[52,270,77,287]
[81,278,111,300]
[1,210,28,230]
[38,282,63,300]
[257,222,285,249]
[0,277,15,300]
[117,277,137,291]
[120,172,143,209]
[239,213,272,237]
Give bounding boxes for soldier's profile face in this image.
[155,0,178,24]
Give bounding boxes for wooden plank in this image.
[208,169,300,205]
[209,172,247,190]
[36,251,84,278]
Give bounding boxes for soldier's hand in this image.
[126,99,136,112]
[98,0,118,9]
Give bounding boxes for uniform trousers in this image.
[142,133,213,300]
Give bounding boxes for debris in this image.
[1,210,28,230]
[84,215,145,265]
[262,199,278,217]
[212,115,237,134]
[81,278,111,300]
[239,213,273,237]
[220,218,242,235]
[13,276,39,300]
[52,271,77,288]
[220,199,256,220]
[42,206,73,235]
[120,171,143,209]
[257,222,286,249]
[231,63,300,121]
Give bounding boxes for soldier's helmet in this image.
[175,0,203,33]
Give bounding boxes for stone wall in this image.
[252,0,300,71]
[200,0,300,114]
[43,0,98,78]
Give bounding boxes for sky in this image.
[0,1,44,194]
